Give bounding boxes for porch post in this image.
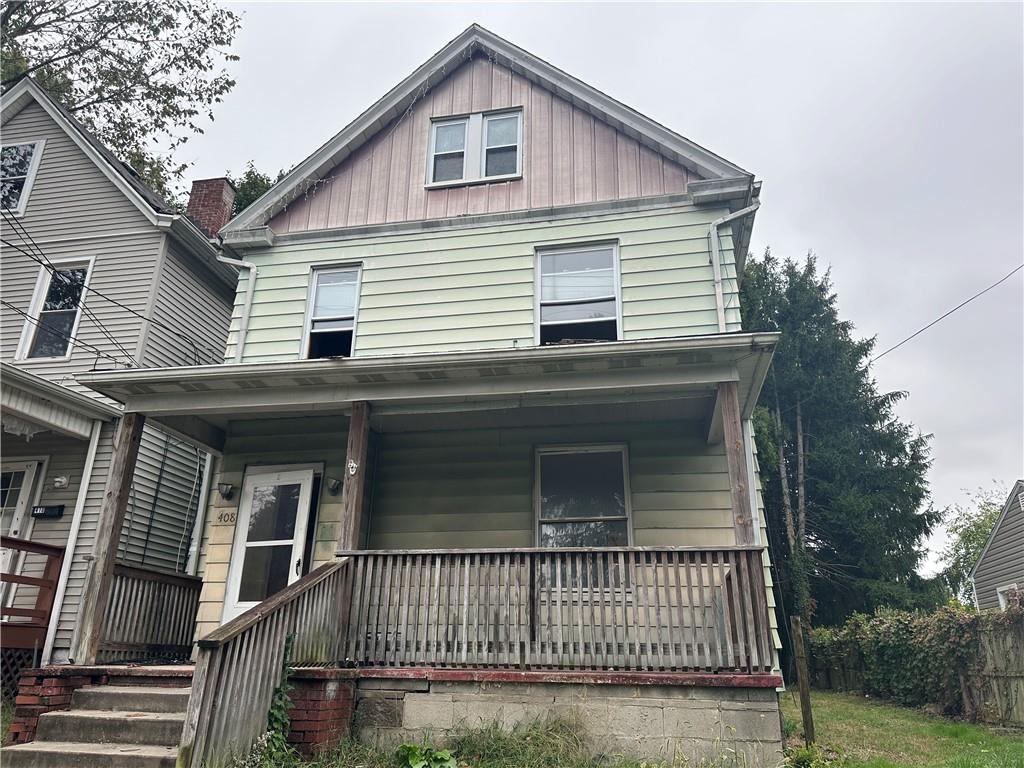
[718,382,756,546]
[71,412,146,664]
[336,401,370,552]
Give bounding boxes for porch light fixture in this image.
[325,477,342,495]
[217,483,234,500]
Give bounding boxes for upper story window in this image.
[427,110,522,186]
[537,243,620,345]
[304,266,360,359]
[18,261,90,360]
[1,140,45,215]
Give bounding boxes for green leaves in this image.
[395,743,457,768]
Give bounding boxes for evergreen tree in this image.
[741,250,942,626]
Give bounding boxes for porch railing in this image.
[0,536,64,651]
[337,547,775,674]
[179,559,351,768]
[97,562,203,662]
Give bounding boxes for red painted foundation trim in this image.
[289,666,781,688]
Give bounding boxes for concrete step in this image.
[1,741,177,768]
[35,709,184,747]
[72,685,191,714]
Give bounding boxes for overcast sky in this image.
[183,2,1024,573]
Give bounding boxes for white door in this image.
[222,467,315,623]
[1,461,41,568]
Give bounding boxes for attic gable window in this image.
[1,140,45,215]
[304,266,360,359]
[537,243,621,345]
[427,110,521,186]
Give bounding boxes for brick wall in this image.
[6,670,107,745]
[286,670,356,758]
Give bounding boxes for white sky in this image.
[182,2,1024,575]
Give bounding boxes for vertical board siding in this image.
[974,487,1024,611]
[269,56,694,232]
[143,240,234,368]
[228,204,740,362]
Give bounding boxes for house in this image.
[970,480,1024,611]
[0,77,238,683]
[6,26,784,767]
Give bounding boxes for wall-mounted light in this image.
[217,483,234,500]
[51,475,70,489]
[325,477,342,495]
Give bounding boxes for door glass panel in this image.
[237,545,293,602]
[1,470,26,533]
[247,483,300,542]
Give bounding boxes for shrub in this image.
[808,603,1023,715]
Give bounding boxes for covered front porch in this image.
[73,333,780,766]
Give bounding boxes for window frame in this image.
[425,110,522,188]
[996,583,1019,610]
[15,255,94,362]
[1,139,46,217]
[299,263,362,360]
[534,241,623,346]
[533,443,634,549]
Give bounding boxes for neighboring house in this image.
[0,77,238,680]
[970,480,1024,611]
[10,26,782,767]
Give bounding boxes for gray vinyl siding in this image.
[143,239,234,368]
[974,484,1024,611]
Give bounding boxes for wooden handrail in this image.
[1,536,65,559]
[198,559,348,649]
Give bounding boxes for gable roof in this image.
[1,77,235,287]
[224,24,754,235]
[969,479,1024,579]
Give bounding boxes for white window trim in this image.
[14,255,94,362]
[299,263,363,360]
[997,583,1019,610]
[533,443,634,548]
[425,110,522,188]
[534,241,623,346]
[1,139,46,217]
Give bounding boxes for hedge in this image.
[808,603,1023,716]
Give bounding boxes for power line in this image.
[871,263,1023,363]
[1,299,131,368]
[2,209,222,363]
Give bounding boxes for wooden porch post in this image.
[336,401,370,553]
[718,382,756,546]
[72,412,145,664]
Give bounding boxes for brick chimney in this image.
[185,177,236,237]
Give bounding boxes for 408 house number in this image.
[217,511,237,524]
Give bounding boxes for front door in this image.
[1,460,41,568]
[223,467,315,622]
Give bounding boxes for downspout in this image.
[217,255,258,363]
[41,418,103,665]
[709,202,760,332]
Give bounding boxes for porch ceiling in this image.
[75,333,777,451]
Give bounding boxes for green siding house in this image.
[64,25,783,768]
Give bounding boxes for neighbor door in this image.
[223,467,315,622]
[1,461,41,564]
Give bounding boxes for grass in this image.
[781,690,1024,768]
[1,697,12,740]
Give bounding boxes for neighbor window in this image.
[20,262,89,360]
[305,266,359,359]
[537,243,619,345]
[1,141,44,214]
[997,583,1020,610]
[536,446,631,549]
[427,110,521,185]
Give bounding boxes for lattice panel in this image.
[1,648,35,698]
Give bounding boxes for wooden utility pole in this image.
[719,381,755,546]
[335,401,370,553]
[791,615,816,745]
[72,413,145,664]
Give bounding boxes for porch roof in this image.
[76,332,777,451]
[2,362,118,440]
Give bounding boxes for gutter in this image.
[41,418,103,665]
[216,255,258,363]
[709,202,760,332]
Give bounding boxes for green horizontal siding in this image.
[227,203,741,362]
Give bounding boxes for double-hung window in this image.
[304,266,360,359]
[19,262,90,360]
[1,140,45,215]
[427,110,521,186]
[537,243,620,345]
[535,446,631,549]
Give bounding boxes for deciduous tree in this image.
[939,486,1005,603]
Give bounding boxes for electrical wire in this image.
[1,299,130,367]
